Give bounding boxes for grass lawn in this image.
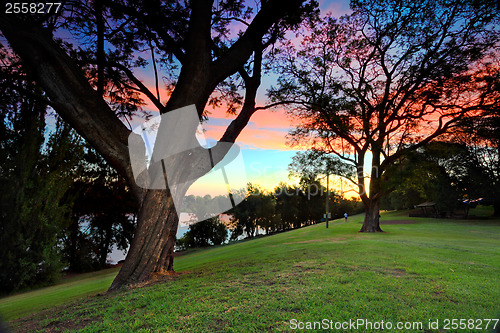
[0,268,118,321]
[1,211,499,332]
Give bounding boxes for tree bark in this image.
[0,16,136,193]
[493,199,500,217]
[359,147,384,232]
[109,189,179,290]
[360,197,383,232]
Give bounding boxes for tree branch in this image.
[101,0,187,64]
[108,61,165,112]
[210,0,303,85]
[220,45,263,143]
[0,15,139,196]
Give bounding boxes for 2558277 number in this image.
[443,318,499,330]
[5,3,62,14]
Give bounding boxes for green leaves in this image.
[0,92,79,293]
[289,149,356,183]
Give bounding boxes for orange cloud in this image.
[203,105,301,150]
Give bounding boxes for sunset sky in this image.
[131,0,355,198]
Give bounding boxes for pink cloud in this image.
[202,120,291,150]
[319,0,351,17]
[133,79,308,150]
[202,104,302,150]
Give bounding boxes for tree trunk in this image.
[493,199,500,217]
[360,198,383,232]
[109,189,178,291]
[99,223,113,267]
[0,1,305,293]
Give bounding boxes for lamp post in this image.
[325,172,330,228]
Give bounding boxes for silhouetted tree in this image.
[453,110,500,215]
[381,142,468,212]
[62,149,137,271]
[0,0,317,290]
[177,217,228,249]
[229,184,275,238]
[270,0,500,231]
[0,78,83,292]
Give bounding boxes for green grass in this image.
[0,268,118,321]
[2,211,500,332]
[468,205,495,217]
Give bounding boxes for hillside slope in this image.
[3,212,500,332]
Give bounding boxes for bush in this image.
[176,217,228,250]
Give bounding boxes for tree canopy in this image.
[0,0,318,290]
[0,75,83,292]
[270,0,500,231]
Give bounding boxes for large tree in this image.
[0,74,83,292]
[63,151,138,271]
[229,184,276,238]
[380,142,469,212]
[453,109,500,215]
[270,0,500,231]
[0,0,316,290]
